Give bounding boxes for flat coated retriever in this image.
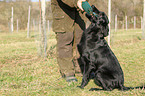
[77,5,144,91]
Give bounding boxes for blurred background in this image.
[0,0,52,32]
[0,0,144,55]
[0,0,144,32]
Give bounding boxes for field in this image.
[0,29,145,96]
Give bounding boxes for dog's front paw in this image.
[77,86,84,89]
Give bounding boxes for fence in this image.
[112,15,143,30]
[0,3,144,49]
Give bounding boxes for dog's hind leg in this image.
[118,80,131,91]
[94,72,113,91]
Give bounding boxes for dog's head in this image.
[86,5,109,37]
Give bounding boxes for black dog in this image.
[77,5,140,91]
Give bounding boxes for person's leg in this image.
[56,32,76,79]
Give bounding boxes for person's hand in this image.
[77,0,86,11]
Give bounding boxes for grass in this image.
[0,29,145,96]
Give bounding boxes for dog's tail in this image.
[120,85,145,91]
[89,86,145,91]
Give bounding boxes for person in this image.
[51,0,88,82]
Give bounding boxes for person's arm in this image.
[61,0,78,7]
[61,0,87,11]
[77,0,86,11]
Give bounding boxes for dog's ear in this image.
[91,5,100,14]
[102,12,109,25]
[102,25,109,37]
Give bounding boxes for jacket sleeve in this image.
[61,0,78,8]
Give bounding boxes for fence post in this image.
[115,15,117,32]
[48,20,50,38]
[33,19,35,31]
[11,7,14,33]
[39,0,47,57]
[8,22,11,33]
[27,6,31,38]
[141,17,143,29]
[134,16,136,29]
[17,19,19,32]
[122,21,124,30]
[108,0,111,46]
[125,16,128,30]
[143,0,145,39]
[47,20,49,32]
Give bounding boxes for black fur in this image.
[77,5,144,91]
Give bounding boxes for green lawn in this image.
[0,30,145,96]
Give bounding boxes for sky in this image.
[31,0,50,2]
